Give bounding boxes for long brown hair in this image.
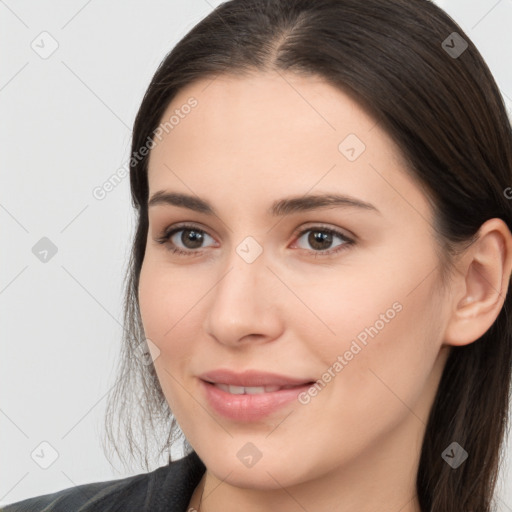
[103,1,512,510]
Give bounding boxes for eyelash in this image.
[155,222,355,258]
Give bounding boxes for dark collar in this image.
[149,450,206,511]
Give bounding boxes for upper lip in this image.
[199,369,314,387]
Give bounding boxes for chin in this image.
[200,444,312,491]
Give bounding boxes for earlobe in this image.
[443,218,512,348]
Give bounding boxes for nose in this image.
[203,246,283,348]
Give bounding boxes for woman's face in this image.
[138,72,453,492]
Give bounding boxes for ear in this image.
[443,218,512,347]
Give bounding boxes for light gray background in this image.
[1,0,511,508]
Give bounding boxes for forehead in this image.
[150,71,390,163]
[146,72,429,223]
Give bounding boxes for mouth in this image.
[200,378,316,422]
[198,368,315,388]
[206,382,314,394]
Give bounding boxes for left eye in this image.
[293,227,353,254]
[155,224,354,257]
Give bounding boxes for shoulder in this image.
[0,451,206,512]
[0,468,153,512]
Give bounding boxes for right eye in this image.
[155,223,217,256]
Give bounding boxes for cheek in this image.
[295,261,442,429]
[139,257,195,337]
[138,262,196,412]
[138,262,166,340]
[138,258,211,382]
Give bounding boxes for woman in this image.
[3,0,511,511]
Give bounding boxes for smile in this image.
[212,383,302,394]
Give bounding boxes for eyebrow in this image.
[148,191,381,216]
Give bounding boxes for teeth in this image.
[228,385,245,394]
[246,385,280,394]
[214,383,283,394]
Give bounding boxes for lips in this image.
[198,369,315,421]
[200,380,314,421]
[199,368,314,388]
[212,383,296,394]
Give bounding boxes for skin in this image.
[138,71,512,512]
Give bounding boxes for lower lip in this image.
[200,380,313,422]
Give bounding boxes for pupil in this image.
[309,231,332,250]
[183,229,203,249]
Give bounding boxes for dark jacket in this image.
[1,451,206,512]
